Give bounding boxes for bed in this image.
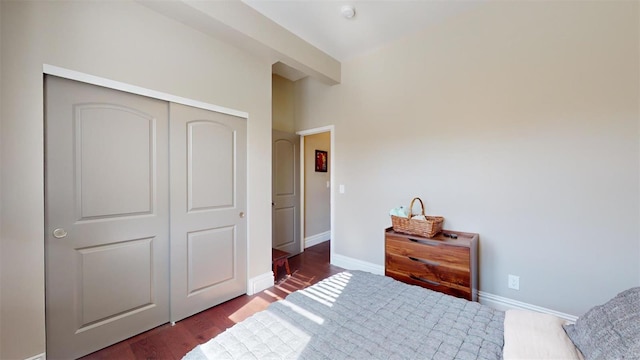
[183,270,639,360]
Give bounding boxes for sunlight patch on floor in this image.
[228,272,352,331]
[263,289,285,301]
[228,296,272,323]
[216,272,352,358]
[274,284,294,294]
[284,274,313,287]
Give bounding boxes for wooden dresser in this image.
[385,227,478,301]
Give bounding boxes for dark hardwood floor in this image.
[81,241,343,360]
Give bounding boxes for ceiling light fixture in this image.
[340,5,356,19]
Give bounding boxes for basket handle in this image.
[408,197,426,218]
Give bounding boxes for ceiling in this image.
[242,0,483,63]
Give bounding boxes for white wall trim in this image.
[253,257,580,321]
[321,252,580,323]
[247,271,274,296]
[331,253,385,275]
[305,231,330,248]
[43,64,248,119]
[297,125,334,136]
[24,353,46,360]
[298,135,306,254]
[478,291,578,322]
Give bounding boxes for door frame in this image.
[296,125,335,262]
[43,65,247,118]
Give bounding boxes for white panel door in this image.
[45,76,169,359]
[169,103,247,323]
[272,130,301,255]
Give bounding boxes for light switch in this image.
[339,184,345,193]
[326,181,330,188]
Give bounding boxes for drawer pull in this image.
[409,238,439,246]
[408,256,440,267]
[409,274,440,287]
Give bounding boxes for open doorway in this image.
[271,73,334,265]
[298,126,335,261]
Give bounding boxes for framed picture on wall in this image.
[315,150,328,172]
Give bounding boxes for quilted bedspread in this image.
[183,271,504,360]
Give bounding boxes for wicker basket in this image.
[391,197,444,238]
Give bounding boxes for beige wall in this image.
[295,1,640,316]
[178,0,340,85]
[0,1,3,357]
[0,1,272,359]
[304,133,331,238]
[272,74,295,132]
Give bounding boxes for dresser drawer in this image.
[385,234,470,270]
[385,270,472,300]
[385,252,470,287]
[385,227,478,301]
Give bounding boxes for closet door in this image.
[169,103,247,322]
[45,76,170,359]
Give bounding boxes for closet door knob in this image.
[53,228,67,239]
[239,212,245,218]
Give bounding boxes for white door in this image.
[169,103,247,323]
[272,130,301,255]
[45,76,170,359]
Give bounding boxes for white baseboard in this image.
[247,271,274,296]
[299,249,580,323]
[331,253,385,275]
[478,291,578,322]
[329,253,579,322]
[305,231,330,248]
[25,353,45,360]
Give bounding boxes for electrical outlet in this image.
[508,274,520,290]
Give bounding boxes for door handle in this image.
[53,228,67,239]
[239,212,245,218]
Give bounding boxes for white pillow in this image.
[503,309,583,360]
